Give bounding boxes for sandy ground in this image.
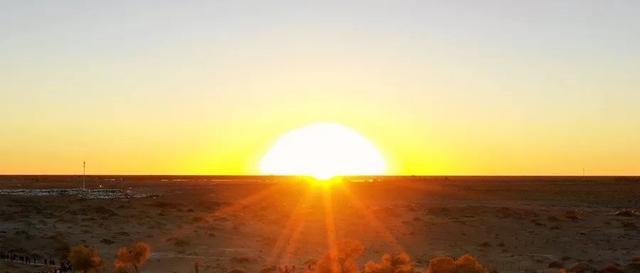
[1,176,639,273]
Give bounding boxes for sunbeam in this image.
[266,184,315,265]
[336,183,405,252]
[321,185,340,273]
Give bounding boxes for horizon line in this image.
[0,174,638,178]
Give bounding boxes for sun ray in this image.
[156,183,283,249]
[322,185,340,273]
[280,213,308,265]
[210,183,282,219]
[265,184,315,266]
[336,183,405,253]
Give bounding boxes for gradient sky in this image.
[1,0,639,175]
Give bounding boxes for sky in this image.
[1,0,639,175]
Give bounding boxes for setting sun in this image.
[259,123,386,180]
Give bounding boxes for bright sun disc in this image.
[259,123,386,180]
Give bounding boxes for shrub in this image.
[426,257,456,273]
[426,255,487,273]
[114,266,129,273]
[364,252,415,273]
[100,238,114,245]
[115,242,151,273]
[68,245,103,273]
[279,265,296,273]
[455,255,488,273]
[313,240,364,273]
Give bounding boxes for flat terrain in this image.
[1,176,639,273]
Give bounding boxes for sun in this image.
[259,123,387,180]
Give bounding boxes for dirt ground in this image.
[1,176,639,273]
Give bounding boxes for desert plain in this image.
[1,176,639,273]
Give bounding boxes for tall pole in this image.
[83,161,86,191]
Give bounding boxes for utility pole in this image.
[83,161,86,191]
